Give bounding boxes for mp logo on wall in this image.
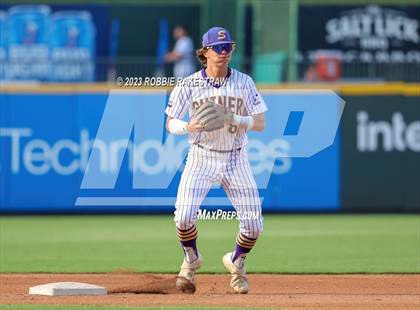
[298,4,420,64]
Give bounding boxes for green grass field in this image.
[0,214,419,273]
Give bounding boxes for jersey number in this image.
[228,123,238,134]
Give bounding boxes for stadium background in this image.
[0,0,419,213]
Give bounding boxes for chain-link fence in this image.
[1,57,419,83]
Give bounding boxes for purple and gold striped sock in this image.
[176,225,198,262]
[231,232,257,263]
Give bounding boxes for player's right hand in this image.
[187,117,204,133]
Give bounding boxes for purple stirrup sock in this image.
[181,239,198,254]
[231,244,251,262]
[181,239,198,262]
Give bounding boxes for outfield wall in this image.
[340,95,420,211]
[0,83,419,213]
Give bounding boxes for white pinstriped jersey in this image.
[165,68,267,151]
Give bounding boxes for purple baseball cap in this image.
[202,27,234,47]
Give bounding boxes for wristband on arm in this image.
[231,115,254,130]
[168,118,189,135]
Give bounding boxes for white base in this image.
[29,282,107,296]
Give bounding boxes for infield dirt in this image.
[1,273,419,310]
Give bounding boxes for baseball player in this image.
[165,26,267,294]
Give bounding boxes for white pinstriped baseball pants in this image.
[174,144,263,239]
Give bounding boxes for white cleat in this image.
[223,252,249,294]
[176,253,203,294]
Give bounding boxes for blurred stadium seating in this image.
[0,1,419,82]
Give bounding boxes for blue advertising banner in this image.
[0,11,6,80]
[50,11,96,81]
[0,4,109,82]
[0,90,341,213]
[7,5,51,81]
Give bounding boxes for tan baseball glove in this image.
[194,101,233,132]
